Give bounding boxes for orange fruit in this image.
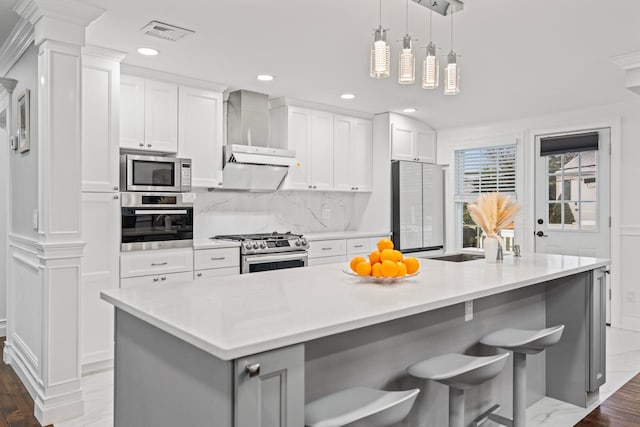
[350,256,366,272]
[355,261,372,276]
[391,250,404,262]
[371,262,382,277]
[396,262,407,276]
[377,238,394,252]
[404,257,420,274]
[381,260,398,277]
[369,250,381,265]
[380,249,395,262]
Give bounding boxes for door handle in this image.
[151,262,168,266]
[536,231,548,237]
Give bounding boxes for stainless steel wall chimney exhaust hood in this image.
[217,90,296,191]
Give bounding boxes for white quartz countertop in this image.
[193,239,241,250]
[304,231,391,241]
[101,253,609,361]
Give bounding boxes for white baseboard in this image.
[81,357,113,376]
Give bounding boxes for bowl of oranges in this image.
[345,238,420,284]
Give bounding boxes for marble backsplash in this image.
[193,189,355,239]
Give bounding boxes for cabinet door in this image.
[120,271,193,289]
[588,268,607,391]
[352,119,373,191]
[120,248,194,278]
[81,192,119,368]
[391,122,416,161]
[144,79,178,153]
[120,75,145,150]
[283,107,311,189]
[310,110,334,190]
[178,86,224,187]
[234,345,304,427]
[422,163,444,247]
[332,115,353,192]
[416,127,436,163]
[82,56,120,192]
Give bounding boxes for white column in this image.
[5,0,104,424]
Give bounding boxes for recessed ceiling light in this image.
[403,108,417,113]
[137,47,159,56]
[257,74,274,81]
[340,93,356,100]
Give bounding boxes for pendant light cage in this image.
[398,35,415,84]
[370,27,391,79]
[444,4,460,95]
[422,8,439,89]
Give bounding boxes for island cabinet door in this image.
[588,267,607,391]
[234,344,304,427]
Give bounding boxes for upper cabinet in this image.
[120,75,178,153]
[177,86,224,188]
[390,113,436,163]
[272,103,373,192]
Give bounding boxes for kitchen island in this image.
[101,253,609,427]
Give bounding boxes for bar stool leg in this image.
[513,352,526,427]
[449,387,465,427]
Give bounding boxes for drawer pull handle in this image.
[196,273,202,277]
[322,247,332,251]
[151,262,168,266]
[353,244,364,248]
[211,257,226,261]
[245,363,260,378]
[161,276,167,281]
[153,277,159,282]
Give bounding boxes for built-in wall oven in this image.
[121,193,193,251]
[213,232,309,274]
[120,154,192,193]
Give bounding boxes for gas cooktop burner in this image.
[212,232,309,255]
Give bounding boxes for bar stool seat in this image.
[305,387,420,427]
[480,325,565,354]
[407,353,509,427]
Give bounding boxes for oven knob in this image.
[259,242,266,249]
[253,242,259,249]
[301,238,307,246]
[244,242,252,250]
[295,239,301,246]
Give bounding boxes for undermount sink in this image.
[429,253,485,262]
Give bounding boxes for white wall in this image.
[193,189,356,239]
[436,99,640,330]
[0,120,7,337]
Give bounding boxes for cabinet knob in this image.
[313,185,317,189]
[245,363,261,377]
[153,277,159,282]
[113,185,119,191]
[147,144,152,148]
[139,142,144,147]
[308,185,312,189]
[196,272,202,277]
[161,276,167,281]
[113,195,119,200]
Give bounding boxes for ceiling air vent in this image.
[141,21,195,42]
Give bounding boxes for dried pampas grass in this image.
[468,192,521,243]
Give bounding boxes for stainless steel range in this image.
[213,232,309,274]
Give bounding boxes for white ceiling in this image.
[2,0,639,129]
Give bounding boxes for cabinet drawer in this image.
[346,238,373,256]
[308,239,346,259]
[194,247,239,270]
[308,255,346,266]
[194,266,239,280]
[120,248,194,278]
[120,271,193,289]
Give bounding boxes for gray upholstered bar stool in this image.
[478,325,565,427]
[407,353,510,427]
[305,387,420,427]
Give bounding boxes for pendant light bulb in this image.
[370,26,390,79]
[398,35,415,84]
[422,42,439,89]
[444,51,460,96]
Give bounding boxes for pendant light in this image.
[422,8,439,89]
[398,0,415,84]
[370,0,390,79]
[444,5,460,95]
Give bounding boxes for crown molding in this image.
[14,0,104,27]
[121,63,228,92]
[0,17,34,77]
[82,45,127,62]
[610,52,640,70]
[269,96,374,119]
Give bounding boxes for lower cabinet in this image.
[195,267,239,280]
[120,248,194,278]
[81,192,120,372]
[234,344,305,427]
[120,271,193,289]
[307,235,390,266]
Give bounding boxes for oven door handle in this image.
[244,252,308,264]
[134,210,188,215]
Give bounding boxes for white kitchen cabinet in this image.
[308,255,346,266]
[308,239,346,259]
[282,106,311,190]
[234,344,304,427]
[80,192,120,371]
[81,53,121,192]
[333,115,372,192]
[194,267,239,280]
[120,271,193,289]
[120,75,178,153]
[178,86,224,188]
[120,248,193,278]
[194,247,240,279]
[390,113,436,163]
[309,110,334,190]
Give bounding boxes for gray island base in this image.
[102,254,609,427]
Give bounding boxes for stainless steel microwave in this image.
[120,154,191,193]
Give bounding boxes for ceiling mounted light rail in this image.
[410,0,464,16]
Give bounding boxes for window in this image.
[455,144,517,250]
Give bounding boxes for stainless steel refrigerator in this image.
[391,161,444,253]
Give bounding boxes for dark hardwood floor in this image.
[575,373,640,426]
[0,338,51,427]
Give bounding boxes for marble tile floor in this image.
[56,327,640,427]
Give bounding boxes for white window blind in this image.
[455,144,517,201]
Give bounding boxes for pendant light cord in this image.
[429,8,433,42]
[450,4,454,51]
[406,0,409,34]
[379,0,382,27]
